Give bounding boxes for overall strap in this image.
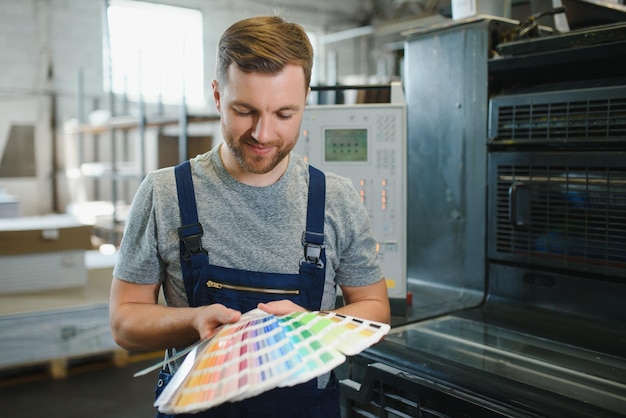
[300,165,327,310]
[174,160,205,305]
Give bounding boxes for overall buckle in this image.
[300,231,325,269]
[179,223,207,260]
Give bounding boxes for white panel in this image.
[0,250,87,294]
[294,102,407,302]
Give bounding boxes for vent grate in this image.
[495,98,626,142]
[489,84,626,143]
[494,164,626,274]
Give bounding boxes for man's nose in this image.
[251,115,274,143]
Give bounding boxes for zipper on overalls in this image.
[206,280,300,295]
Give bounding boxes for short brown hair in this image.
[216,15,313,90]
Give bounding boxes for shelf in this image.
[79,162,143,180]
[67,79,221,245]
[65,113,220,135]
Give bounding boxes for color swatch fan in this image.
[153,308,390,415]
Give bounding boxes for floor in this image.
[0,352,161,418]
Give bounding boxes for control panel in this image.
[294,102,407,314]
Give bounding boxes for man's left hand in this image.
[257,300,307,316]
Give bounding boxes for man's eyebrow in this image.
[231,101,301,113]
[231,101,254,109]
[276,104,302,112]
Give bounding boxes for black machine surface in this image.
[341,15,626,418]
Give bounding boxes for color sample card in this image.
[154,309,390,415]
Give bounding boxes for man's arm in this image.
[334,279,390,324]
[109,278,241,352]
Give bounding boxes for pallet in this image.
[48,349,131,379]
[0,349,132,386]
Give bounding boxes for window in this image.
[106,0,204,107]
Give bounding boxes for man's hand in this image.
[257,300,307,316]
[194,304,241,339]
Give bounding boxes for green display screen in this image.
[324,129,368,162]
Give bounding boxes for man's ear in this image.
[211,79,221,113]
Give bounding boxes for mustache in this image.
[240,135,279,148]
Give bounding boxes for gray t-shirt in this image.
[114,147,384,310]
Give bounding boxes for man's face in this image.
[212,64,308,178]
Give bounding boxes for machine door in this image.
[488,151,626,279]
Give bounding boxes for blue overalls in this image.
[154,160,340,418]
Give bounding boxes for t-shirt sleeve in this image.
[113,174,163,285]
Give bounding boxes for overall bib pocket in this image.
[195,266,307,313]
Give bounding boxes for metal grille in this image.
[343,375,517,418]
[350,383,420,418]
[347,380,499,418]
[491,160,626,276]
[489,84,626,143]
[342,361,522,418]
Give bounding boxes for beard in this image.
[224,132,296,175]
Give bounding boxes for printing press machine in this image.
[340,7,626,418]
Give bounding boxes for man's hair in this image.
[216,15,313,90]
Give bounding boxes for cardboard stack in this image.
[0,214,93,294]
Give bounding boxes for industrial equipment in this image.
[295,85,408,315]
[340,16,626,418]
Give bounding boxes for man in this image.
[109,15,390,418]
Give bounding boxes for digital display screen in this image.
[324,129,368,162]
